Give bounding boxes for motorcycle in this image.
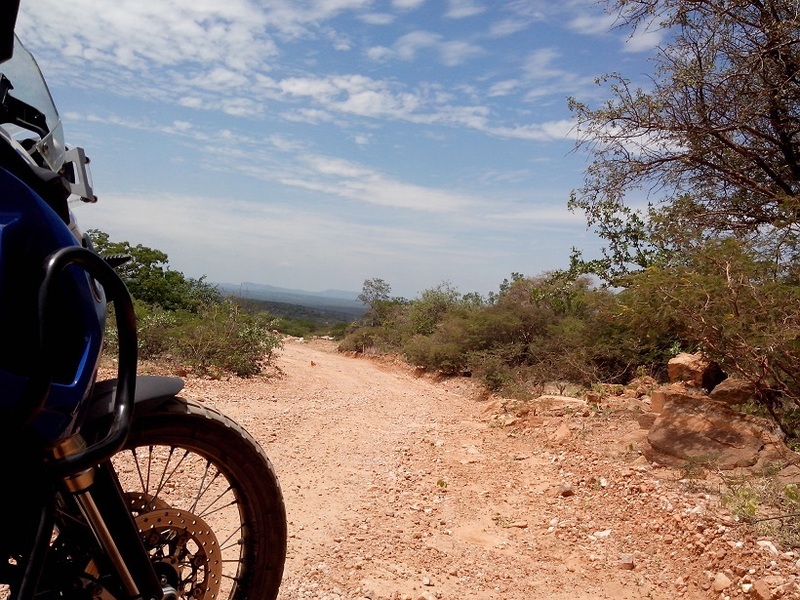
[0,3,287,599]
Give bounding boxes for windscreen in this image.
[0,36,65,171]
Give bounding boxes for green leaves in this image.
[88,229,220,312]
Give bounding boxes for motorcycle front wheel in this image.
[110,396,287,600]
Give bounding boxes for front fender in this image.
[88,375,185,423]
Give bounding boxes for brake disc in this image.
[135,508,222,600]
[83,494,222,599]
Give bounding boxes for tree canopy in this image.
[569,0,800,280]
[564,0,800,435]
[88,229,220,312]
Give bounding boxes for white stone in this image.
[756,540,779,555]
[592,530,612,540]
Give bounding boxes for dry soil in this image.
[179,338,800,600]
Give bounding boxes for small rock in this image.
[757,540,779,555]
[592,530,612,540]
[422,576,433,586]
[559,484,575,497]
[553,422,571,443]
[751,579,773,600]
[617,554,635,570]
[712,572,732,592]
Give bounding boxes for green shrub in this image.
[338,327,385,354]
[104,299,282,377]
[135,303,180,360]
[403,334,466,375]
[170,302,282,377]
[470,352,516,393]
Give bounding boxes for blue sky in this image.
[15,1,659,299]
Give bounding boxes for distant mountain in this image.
[216,282,365,317]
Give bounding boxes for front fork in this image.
[51,435,174,600]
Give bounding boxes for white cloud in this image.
[568,13,617,36]
[366,46,394,61]
[446,0,486,19]
[392,0,427,9]
[179,97,205,109]
[367,30,484,67]
[280,108,339,124]
[623,27,664,53]
[328,29,355,51]
[486,206,586,225]
[20,0,276,72]
[514,48,598,105]
[305,155,374,179]
[277,74,423,119]
[487,80,519,97]
[522,48,564,80]
[219,97,264,118]
[489,19,530,37]
[359,13,396,25]
[486,119,577,142]
[439,40,485,66]
[395,31,442,60]
[282,154,478,212]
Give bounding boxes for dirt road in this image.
[182,338,798,599]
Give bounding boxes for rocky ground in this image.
[177,338,800,600]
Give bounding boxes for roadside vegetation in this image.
[90,229,283,377]
[342,0,800,446]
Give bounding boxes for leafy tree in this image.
[351,278,408,338]
[358,278,392,308]
[88,229,220,311]
[620,238,800,435]
[487,272,525,304]
[406,281,461,336]
[569,0,800,280]
[565,0,800,437]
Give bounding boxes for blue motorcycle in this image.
[0,3,287,598]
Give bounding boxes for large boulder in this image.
[708,377,756,406]
[650,382,707,414]
[667,352,726,390]
[645,393,765,469]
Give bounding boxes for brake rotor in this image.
[135,508,222,599]
[83,494,222,599]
